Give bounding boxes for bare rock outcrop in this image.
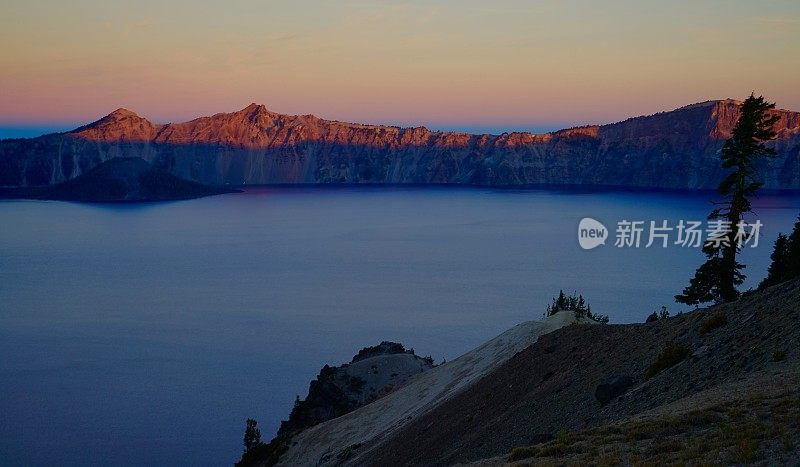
[276,342,434,440]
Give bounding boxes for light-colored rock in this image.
[278,312,580,466]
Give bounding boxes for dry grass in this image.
[645,342,690,379]
[699,312,728,334]
[503,392,800,466]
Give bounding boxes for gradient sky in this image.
[2,0,800,134]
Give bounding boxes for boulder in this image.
[595,375,636,405]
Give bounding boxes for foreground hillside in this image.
[2,99,799,190]
[264,312,581,466]
[260,279,800,466]
[473,389,800,466]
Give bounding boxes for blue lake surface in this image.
[1,186,799,466]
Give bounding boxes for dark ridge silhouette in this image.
[0,157,235,202]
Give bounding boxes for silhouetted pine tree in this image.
[243,418,262,454]
[544,290,608,323]
[786,216,800,278]
[676,94,779,305]
[759,233,790,289]
[759,215,800,289]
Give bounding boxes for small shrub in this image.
[347,376,366,392]
[539,442,566,457]
[773,348,787,362]
[508,446,539,461]
[783,435,793,452]
[645,438,683,455]
[731,436,761,463]
[646,342,690,379]
[336,443,362,461]
[236,437,289,467]
[646,306,669,323]
[556,428,571,444]
[699,313,728,334]
[587,311,611,324]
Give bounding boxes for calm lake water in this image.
[1,186,799,466]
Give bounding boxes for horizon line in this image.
[2,96,792,141]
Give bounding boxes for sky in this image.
[2,0,800,135]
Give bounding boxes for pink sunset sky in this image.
[2,0,799,134]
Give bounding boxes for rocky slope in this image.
[0,157,232,202]
[352,280,800,466]
[267,312,582,466]
[473,384,800,465]
[2,99,799,190]
[246,279,800,466]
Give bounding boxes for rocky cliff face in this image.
[276,342,434,439]
[2,99,799,189]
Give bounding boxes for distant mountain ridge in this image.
[1,99,799,190]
